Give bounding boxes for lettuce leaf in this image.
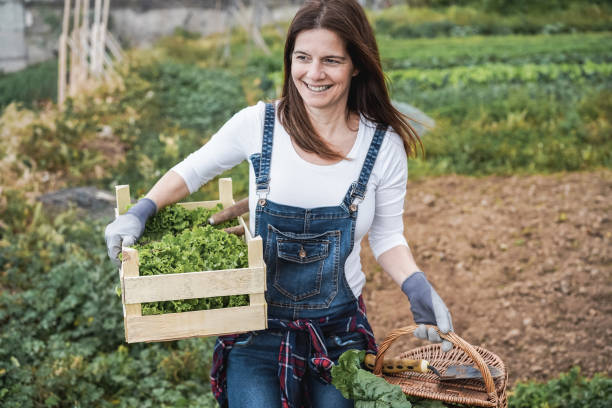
[331,349,412,408]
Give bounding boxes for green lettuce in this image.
[132,203,249,315]
[332,350,451,408]
[331,349,412,408]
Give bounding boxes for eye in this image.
[324,58,340,64]
[294,54,309,62]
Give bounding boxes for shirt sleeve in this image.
[171,102,263,194]
[367,133,409,259]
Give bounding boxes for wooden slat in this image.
[240,215,252,241]
[250,293,266,306]
[121,246,141,343]
[248,236,264,268]
[124,267,265,304]
[122,248,140,314]
[246,232,267,325]
[125,304,267,343]
[219,178,233,208]
[177,200,220,210]
[115,185,130,215]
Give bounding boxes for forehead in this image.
[293,28,347,55]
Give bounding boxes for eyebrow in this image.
[293,50,347,60]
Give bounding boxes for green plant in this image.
[134,203,249,315]
[331,349,414,407]
[0,214,220,408]
[0,59,58,110]
[395,82,612,177]
[377,33,612,70]
[371,3,612,38]
[140,203,236,243]
[509,367,612,408]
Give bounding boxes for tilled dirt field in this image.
[361,170,611,386]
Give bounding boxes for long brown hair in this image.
[278,0,422,160]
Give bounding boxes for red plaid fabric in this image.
[210,296,377,408]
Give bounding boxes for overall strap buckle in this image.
[256,185,270,206]
[348,182,366,212]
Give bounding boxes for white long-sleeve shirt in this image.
[172,101,408,298]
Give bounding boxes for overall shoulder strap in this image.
[342,124,388,212]
[255,103,275,195]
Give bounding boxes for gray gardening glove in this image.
[104,198,157,268]
[401,271,454,352]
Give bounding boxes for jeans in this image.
[226,330,365,408]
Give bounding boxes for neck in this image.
[303,101,356,142]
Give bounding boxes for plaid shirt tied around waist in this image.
[210,296,377,408]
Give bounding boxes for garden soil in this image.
[360,170,611,386]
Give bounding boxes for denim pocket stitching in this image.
[273,256,324,301]
[277,239,329,263]
[267,227,340,303]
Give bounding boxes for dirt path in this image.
[361,170,611,386]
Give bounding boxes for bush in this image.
[378,32,612,70]
[396,82,612,177]
[509,367,612,408]
[0,59,57,110]
[372,3,612,38]
[106,61,247,198]
[0,213,218,408]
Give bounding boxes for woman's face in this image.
[291,28,357,112]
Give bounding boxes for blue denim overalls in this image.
[252,103,387,321]
[221,103,387,408]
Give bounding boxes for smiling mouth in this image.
[303,82,332,92]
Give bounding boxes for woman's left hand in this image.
[401,271,453,352]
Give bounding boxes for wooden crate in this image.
[115,178,267,343]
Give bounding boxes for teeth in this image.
[306,83,331,92]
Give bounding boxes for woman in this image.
[105,1,453,406]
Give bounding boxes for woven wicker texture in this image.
[373,326,508,408]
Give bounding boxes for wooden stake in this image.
[58,0,71,109]
[81,0,90,83]
[106,31,124,61]
[91,0,102,75]
[78,0,86,86]
[69,0,81,96]
[99,0,110,75]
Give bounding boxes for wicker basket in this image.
[372,325,508,408]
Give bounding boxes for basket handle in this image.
[373,325,499,407]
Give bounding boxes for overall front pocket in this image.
[267,225,339,302]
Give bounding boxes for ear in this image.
[352,68,359,77]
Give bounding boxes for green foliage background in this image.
[1,1,611,406]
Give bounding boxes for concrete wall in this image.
[111,3,301,47]
[0,1,302,72]
[0,0,28,72]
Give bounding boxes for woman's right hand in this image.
[104,198,157,268]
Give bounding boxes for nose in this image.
[306,61,325,81]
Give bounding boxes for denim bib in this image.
[250,103,387,321]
